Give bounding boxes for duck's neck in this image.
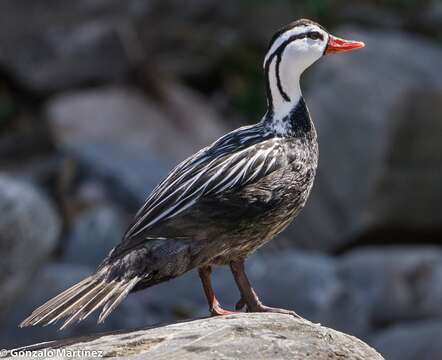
[263,54,312,137]
[264,97,312,137]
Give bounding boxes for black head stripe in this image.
[267,19,327,52]
[276,51,290,101]
[265,32,311,105]
[265,19,327,109]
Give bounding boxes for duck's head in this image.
[264,19,364,115]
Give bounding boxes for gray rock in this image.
[0,0,150,92]
[0,262,158,349]
[0,0,288,93]
[370,320,442,360]
[46,85,227,204]
[242,253,342,323]
[8,314,385,359]
[0,175,60,320]
[63,205,126,267]
[370,93,442,228]
[158,81,230,155]
[290,27,442,250]
[339,247,442,328]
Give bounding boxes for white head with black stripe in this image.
[264,19,364,118]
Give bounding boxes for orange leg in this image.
[198,266,236,316]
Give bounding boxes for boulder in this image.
[0,0,291,94]
[290,27,442,251]
[63,205,126,267]
[7,314,384,360]
[0,175,60,320]
[0,0,150,93]
[46,84,227,205]
[370,320,442,360]
[339,247,442,327]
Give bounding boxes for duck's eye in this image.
[308,32,322,40]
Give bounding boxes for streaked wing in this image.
[123,124,285,242]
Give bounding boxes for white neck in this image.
[266,55,302,119]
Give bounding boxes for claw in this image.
[210,304,237,316]
[248,304,302,318]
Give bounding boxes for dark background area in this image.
[0,1,441,358]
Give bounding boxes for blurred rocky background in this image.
[0,1,441,359]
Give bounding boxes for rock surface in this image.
[0,176,60,321]
[9,314,384,360]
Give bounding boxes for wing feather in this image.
[124,125,286,241]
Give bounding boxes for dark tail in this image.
[19,272,140,330]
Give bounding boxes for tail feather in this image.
[78,281,123,322]
[20,276,93,327]
[59,281,120,330]
[45,281,105,327]
[21,277,97,327]
[20,274,141,329]
[98,277,140,324]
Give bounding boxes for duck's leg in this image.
[230,259,301,317]
[198,266,236,316]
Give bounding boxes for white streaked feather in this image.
[126,133,284,239]
[98,277,140,324]
[59,282,119,330]
[209,157,249,194]
[44,281,104,326]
